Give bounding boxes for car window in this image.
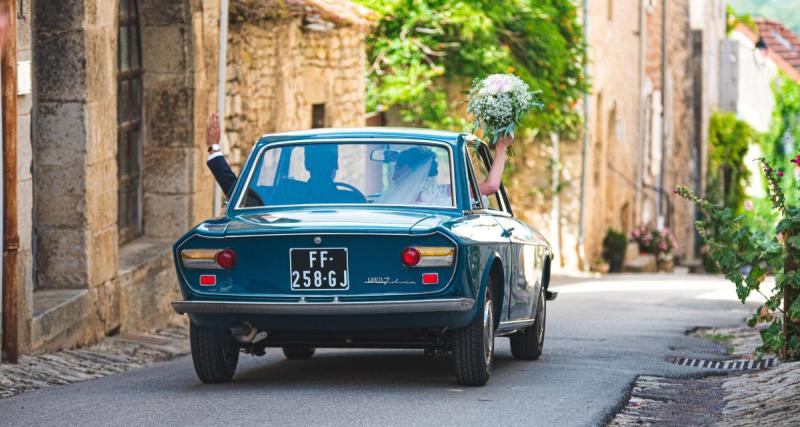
[466,144,503,211]
[240,142,455,208]
[464,152,482,209]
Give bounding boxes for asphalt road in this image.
[1,274,758,426]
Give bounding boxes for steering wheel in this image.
[335,182,366,202]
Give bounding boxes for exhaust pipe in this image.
[230,322,257,343]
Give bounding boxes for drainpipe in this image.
[1,0,18,363]
[550,132,561,267]
[656,0,667,227]
[577,0,589,270]
[213,0,230,216]
[635,0,647,222]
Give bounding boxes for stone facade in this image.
[1,0,373,358]
[2,0,222,357]
[504,0,726,270]
[224,10,370,170]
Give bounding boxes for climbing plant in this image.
[354,0,587,137]
[706,112,756,214]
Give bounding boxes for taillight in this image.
[402,247,455,268]
[181,249,236,270]
[215,249,237,269]
[401,247,421,267]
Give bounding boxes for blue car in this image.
[172,128,555,386]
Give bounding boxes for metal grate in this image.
[667,356,779,370]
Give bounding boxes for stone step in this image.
[31,289,89,354]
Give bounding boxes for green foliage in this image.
[761,75,800,201]
[602,228,627,255]
[706,112,755,213]
[677,157,800,360]
[354,0,587,136]
[728,0,800,35]
[726,4,757,35]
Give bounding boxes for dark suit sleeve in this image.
[207,155,238,198]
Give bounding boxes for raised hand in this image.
[206,112,221,148]
[495,133,513,152]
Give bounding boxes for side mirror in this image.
[370,149,399,163]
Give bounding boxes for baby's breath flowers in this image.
[467,74,541,145]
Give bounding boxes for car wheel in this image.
[452,284,495,386]
[190,322,240,383]
[509,288,546,360]
[282,346,316,360]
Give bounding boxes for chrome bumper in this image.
[171,298,476,316]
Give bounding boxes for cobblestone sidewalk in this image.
[0,326,189,399]
[609,327,800,426]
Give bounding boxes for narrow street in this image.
[0,275,755,426]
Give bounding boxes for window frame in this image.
[117,0,145,244]
[232,138,459,212]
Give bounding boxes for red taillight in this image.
[199,275,217,286]
[422,273,439,285]
[215,249,237,269]
[401,247,421,267]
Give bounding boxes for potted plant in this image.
[630,225,678,272]
[602,228,627,273]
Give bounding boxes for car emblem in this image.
[314,237,322,245]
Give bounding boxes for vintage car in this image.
[172,128,555,386]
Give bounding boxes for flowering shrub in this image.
[630,225,678,259]
[467,74,541,144]
[677,157,800,360]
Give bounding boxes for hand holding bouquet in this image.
[467,74,540,145]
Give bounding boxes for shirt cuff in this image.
[207,151,224,161]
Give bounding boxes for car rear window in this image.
[237,142,455,209]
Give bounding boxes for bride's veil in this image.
[373,158,433,205]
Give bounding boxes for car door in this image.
[465,143,516,321]
[472,143,541,321]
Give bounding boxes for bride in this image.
[374,134,512,207]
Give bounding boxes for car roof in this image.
[256,127,469,147]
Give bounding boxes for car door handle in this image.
[501,227,514,238]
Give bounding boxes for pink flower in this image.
[632,229,641,238]
[659,241,668,251]
[777,170,784,177]
[744,200,753,211]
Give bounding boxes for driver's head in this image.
[304,145,339,181]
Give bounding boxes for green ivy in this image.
[706,112,755,213]
[353,0,587,137]
[761,74,800,201]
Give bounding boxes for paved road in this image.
[1,274,758,426]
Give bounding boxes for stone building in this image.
[1,0,372,358]
[224,0,375,170]
[514,0,726,269]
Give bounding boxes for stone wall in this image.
[21,0,220,355]
[225,19,368,170]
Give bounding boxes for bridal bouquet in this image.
[467,74,540,144]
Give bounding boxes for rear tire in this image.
[510,288,546,360]
[190,322,240,383]
[452,284,495,386]
[282,346,316,360]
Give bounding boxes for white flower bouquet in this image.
[467,74,541,144]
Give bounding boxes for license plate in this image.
[290,248,349,290]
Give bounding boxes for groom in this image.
[205,113,237,198]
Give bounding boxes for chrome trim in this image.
[233,138,458,211]
[499,318,535,328]
[416,256,454,267]
[171,297,476,315]
[180,249,222,270]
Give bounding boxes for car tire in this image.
[452,284,495,386]
[509,288,546,361]
[282,346,316,360]
[190,322,240,383]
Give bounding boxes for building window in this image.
[312,104,326,128]
[117,0,144,243]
